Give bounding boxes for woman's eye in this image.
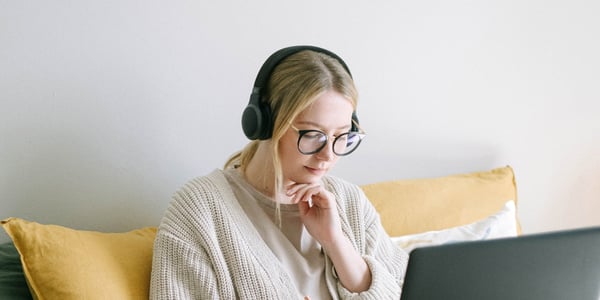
[303,132,322,139]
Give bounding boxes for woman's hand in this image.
[287,182,372,293]
[287,182,342,245]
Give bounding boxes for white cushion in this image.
[391,200,518,252]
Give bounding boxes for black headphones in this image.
[241,45,359,140]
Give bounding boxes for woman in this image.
[150,46,408,299]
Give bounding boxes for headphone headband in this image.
[253,45,352,93]
[242,45,357,140]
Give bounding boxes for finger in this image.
[288,183,317,201]
[295,185,322,205]
[287,182,319,196]
[297,197,310,215]
[300,187,333,208]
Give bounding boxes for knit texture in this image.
[150,169,408,299]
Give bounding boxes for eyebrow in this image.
[294,120,352,131]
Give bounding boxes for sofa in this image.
[0,166,519,299]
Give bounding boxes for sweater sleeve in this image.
[150,230,234,299]
[325,177,409,299]
[150,173,239,299]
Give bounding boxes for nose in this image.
[315,139,335,161]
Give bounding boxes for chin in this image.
[297,172,327,183]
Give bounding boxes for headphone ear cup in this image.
[242,93,273,140]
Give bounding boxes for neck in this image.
[243,142,277,197]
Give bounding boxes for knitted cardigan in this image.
[150,169,408,299]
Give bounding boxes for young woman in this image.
[150,46,408,299]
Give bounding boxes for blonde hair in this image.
[225,49,358,200]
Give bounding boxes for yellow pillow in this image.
[1,218,157,300]
[361,166,519,237]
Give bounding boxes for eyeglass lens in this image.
[298,130,362,156]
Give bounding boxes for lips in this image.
[305,166,327,175]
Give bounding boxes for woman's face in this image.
[279,90,355,186]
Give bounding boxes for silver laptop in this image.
[400,226,600,300]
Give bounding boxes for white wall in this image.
[1,1,599,243]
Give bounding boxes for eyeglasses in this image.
[290,123,366,156]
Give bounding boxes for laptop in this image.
[400,226,600,300]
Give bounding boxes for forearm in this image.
[323,235,372,293]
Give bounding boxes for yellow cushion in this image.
[1,218,156,300]
[361,166,519,236]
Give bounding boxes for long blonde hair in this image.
[225,49,358,200]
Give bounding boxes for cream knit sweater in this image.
[150,169,408,299]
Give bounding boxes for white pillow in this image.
[391,200,518,252]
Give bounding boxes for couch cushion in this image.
[391,200,518,252]
[361,166,519,236]
[1,218,156,300]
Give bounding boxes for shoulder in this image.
[162,169,234,224]
[174,169,230,203]
[182,169,228,190]
[157,169,236,240]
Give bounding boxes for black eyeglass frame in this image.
[290,124,366,156]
